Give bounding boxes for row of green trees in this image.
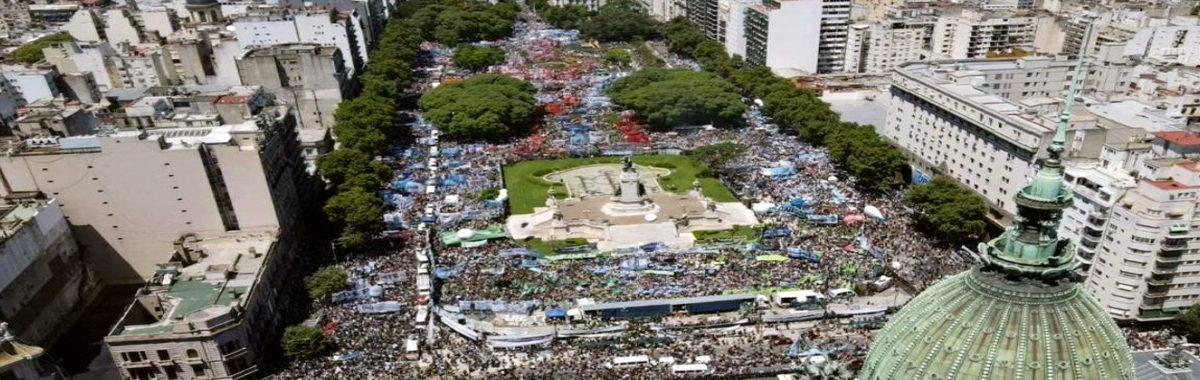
[452,45,506,71]
[410,1,519,45]
[535,0,661,42]
[660,19,905,193]
[606,68,745,130]
[905,177,988,245]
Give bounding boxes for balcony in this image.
[1169,224,1191,235]
[220,347,249,360]
[1147,275,1175,286]
[230,365,259,380]
[121,360,153,369]
[1142,297,1165,307]
[1162,239,1188,251]
[1153,263,1179,275]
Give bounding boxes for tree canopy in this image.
[324,188,384,249]
[1175,305,1200,341]
[305,266,348,302]
[607,69,745,130]
[419,74,537,141]
[453,45,506,71]
[540,4,591,30]
[11,33,73,65]
[688,142,747,171]
[281,325,336,359]
[579,0,660,42]
[603,48,633,68]
[905,177,988,245]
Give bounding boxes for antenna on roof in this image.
[1050,19,1096,163]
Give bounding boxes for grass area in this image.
[520,237,590,255]
[503,155,738,214]
[692,225,763,243]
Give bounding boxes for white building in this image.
[64,9,103,42]
[549,0,606,11]
[1125,25,1200,66]
[233,9,367,78]
[106,45,179,88]
[886,58,1152,224]
[745,0,850,76]
[1060,160,1137,271]
[1082,153,1200,321]
[930,8,1037,59]
[843,20,930,74]
[721,0,756,58]
[42,41,118,92]
[0,66,59,103]
[104,9,145,46]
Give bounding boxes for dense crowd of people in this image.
[276,6,1180,379]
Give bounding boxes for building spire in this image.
[976,22,1096,280]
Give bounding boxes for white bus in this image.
[404,338,420,360]
[608,355,651,368]
[671,364,709,375]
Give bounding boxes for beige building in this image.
[236,44,348,132]
[930,8,1036,59]
[0,106,311,284]
[0,199,98,346]
[105,229,304,380]
[844,19,930,74]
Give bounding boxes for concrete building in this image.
[232,8,366,78]
[0,3,31,39]
[184,0,224,25]
[27,4,79,24]
[13,107,100,138]
[744,0,850,75]
[105,229,306,380]
[930,8,1036,59]
[0,199,98,346]
[165,33,218,85]
[1125,25,1200,66]
[1,66,59,104]
[103,9,147,47]
[0,76,23,135]
[0,104,312,285]
[106,44,179,88]
[236,43,348,132]
[64,9,103,42]
[885,58,1149,223]
[1082,155,1200,320]
[42,41,118,92]
[1059,160,1137,271]
[843,19,930,74]
[638,0,685,21]
[60,72,103,105]
[720,0,756,58]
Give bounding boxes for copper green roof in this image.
[862,267,1133,380]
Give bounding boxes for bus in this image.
[608,355,651,368]
[671,364,710,375]
[404,337,420,360]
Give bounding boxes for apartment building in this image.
[550,0,606,11]
[844,19,930,74]
[930,8,1036,59]
[885,58,1145,223]
[233,8,366,78]
[236,44,349,132]
[1060,161,1137,270]
[0,105,312,284]
[1125,25,1200,66]
[0,3,31,38]
[1083,153,1200,321]
[105,229,306,380]
[685,0,722,41]
[0,199,98,346]
[1,66,59,104]
[106,44,179,88]
[42,41,118,92]
[743,0,849,75]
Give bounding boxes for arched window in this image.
[186,349,199,358]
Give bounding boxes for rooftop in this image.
[108,231,276,338]
[1155,131,1200,147]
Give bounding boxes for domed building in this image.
[185,0,223,24]
[861,50,1134,379]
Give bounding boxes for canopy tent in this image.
[441,225,507,246]
[546,308,567,319]
[864,205,885,220]
[755,254,789,263]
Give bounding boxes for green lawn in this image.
[503,155,738,214]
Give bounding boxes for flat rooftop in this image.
[109,231,275,337]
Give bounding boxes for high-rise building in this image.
[1079,133,1200,321]
[930,8,1036,59]
[232,8,367,78]
[0,105,312,284]
[236,43,349,132]
[885,57,1137,223]
[863,51,1134,379]
[843,20,930,74]
[0,199,98,346]
[743,0,849,75]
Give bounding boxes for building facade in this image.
[236,44,348,132]
[930,9,1036,59]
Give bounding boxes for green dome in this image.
[862,267,1134,380]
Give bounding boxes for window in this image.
[158,350,170,361]
[121,351,147,363]
[191,364,207,378]
[187,349,199,359]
